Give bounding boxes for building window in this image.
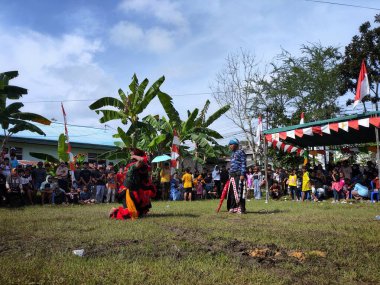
[87,152,106,165]
[15,147,23,160]
[88,153,98,163]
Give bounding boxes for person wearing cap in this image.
[227,138,247,214]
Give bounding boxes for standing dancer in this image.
[109,148,156,220]
[226,139,247,214]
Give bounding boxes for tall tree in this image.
[0,71,51,154]
[263,43,343,126]
[340,14,380,110]
[211,49,265,155]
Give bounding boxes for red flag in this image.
[171,129,180,175]
[353,60,370,109]
[300,112,305,124]
[61,102,72,153]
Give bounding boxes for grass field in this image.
[1,199,379,285]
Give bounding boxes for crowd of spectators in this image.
[0,153,122,206]
[1,148,379,206]
[245,160,380,203]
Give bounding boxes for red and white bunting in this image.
[303,127,313,136]
[358,118,369,128]
[267,139,304,157]
[338,121,349,132]
[321,124,330,134]
[287,130,295,139]
[264,116,380,151]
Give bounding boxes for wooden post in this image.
[264,135,269,204]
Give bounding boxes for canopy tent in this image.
[264,111,380,148]
[261,111,380,203]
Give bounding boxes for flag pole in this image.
[375,126,380,180]
[263,133,269,204]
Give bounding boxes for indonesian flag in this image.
[61,102,75,181]
[300,112,305,124]
[255,116,263,146]
[61,102,72,154]
[353,60,370,109]
[171,129,180,175]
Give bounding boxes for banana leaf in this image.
[29,152,60,164]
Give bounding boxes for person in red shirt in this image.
[116,165,126,191]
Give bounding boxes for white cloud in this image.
[0,25,115,131]
[109,21,144,48]
[118,0,188,30]
[110,0,188,53]
[109,21,174,53]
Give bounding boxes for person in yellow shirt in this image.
[301,166,311,202]
[182,168,193,201]
[287,169,298,201]
[160,162,171,200]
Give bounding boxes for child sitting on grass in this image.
[341,178,353,203]
[66,186,80,204]
[269,181,281,199]
[79,185,95,204]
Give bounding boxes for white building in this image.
[1,136,117,164]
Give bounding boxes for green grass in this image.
[0,200,379,285]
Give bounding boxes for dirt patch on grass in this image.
[246,244,328,266]
[164,225,328,268]
[83,239,140,258]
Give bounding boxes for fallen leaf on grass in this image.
[307,250,327,258]
[288,250,305,261]
[249,248,270,258]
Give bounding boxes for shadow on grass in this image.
[148,212,200,218]
[246,209,290,215]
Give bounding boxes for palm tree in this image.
[0,71,51,154]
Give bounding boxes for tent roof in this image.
[263,111,380,148]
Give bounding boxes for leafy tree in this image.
[340,14,380,110]
[0,71,51,154]
[89,74,178,163]
[264,43,343,126]
[211,49,264,154]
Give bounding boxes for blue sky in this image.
[1,0,379,146]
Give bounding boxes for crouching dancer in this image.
[109,148,156,220]
[227,139,247,214]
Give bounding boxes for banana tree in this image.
[145,99,230,169]
[29,133,69,164]
[89,75,178,148]
[0,71,51,155]
[180,100,230,168]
